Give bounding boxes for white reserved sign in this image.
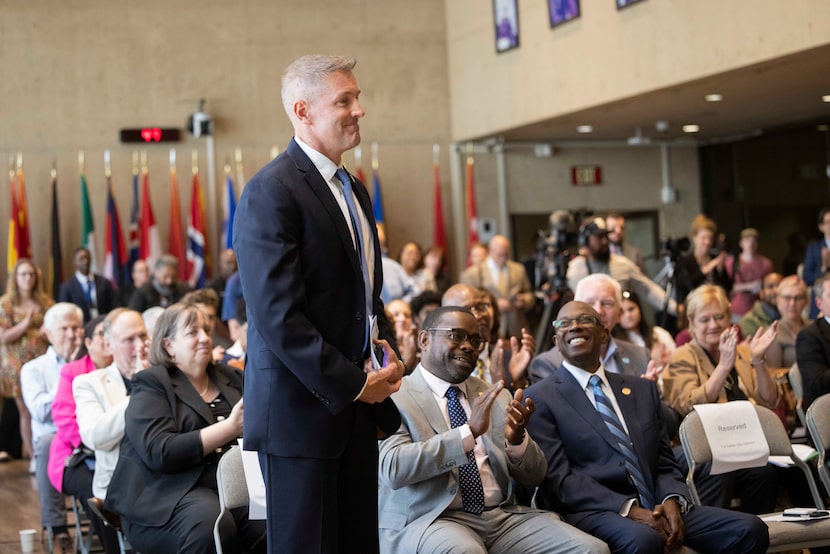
[693,401,769,475]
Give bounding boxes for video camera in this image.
[660,237,691,261]
[534,210,579,296]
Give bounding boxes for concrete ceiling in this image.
[496,43,830,144]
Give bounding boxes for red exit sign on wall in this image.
[571,165,603,186]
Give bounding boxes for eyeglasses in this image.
[778,294,806,304]
[552,315,603,330]
[468,302,491,314]
[426,327,487,351]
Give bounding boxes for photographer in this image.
[675,215,732,305]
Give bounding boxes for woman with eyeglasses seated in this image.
[613,290,676,370]
[105,303,266,553]
[662,284,779,514]
[766,275,809,369]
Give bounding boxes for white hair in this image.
[281,55,357,120]
[43,302,83,331]
[574,274,622,307]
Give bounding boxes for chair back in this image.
[217,445,248,510]
[679,404,825,509]
[790,363,807,427]
[806,393,830,497]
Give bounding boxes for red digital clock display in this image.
[119,128,181,143]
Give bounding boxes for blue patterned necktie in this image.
[335,168,373,350]
[588,374,655,510]
[445,386,485,515]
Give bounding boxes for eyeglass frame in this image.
[425,327,488,351]
[551,314,603,330]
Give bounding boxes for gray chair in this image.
[679,404,830,553]
[789,362,807,429]
[213,446,249,554]
[806,392,830,497]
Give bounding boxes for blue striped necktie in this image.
[588,374,655,509]
[335,168,372,350]
[445,386,485,515]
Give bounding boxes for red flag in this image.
[433,162,446,251]
[465,154,479,265]
[356,167,366,186]
[16,166,31,260]
[7,169,21,273]
[139,171,162,270]
[186,171,208,288]
[168,168,186,280]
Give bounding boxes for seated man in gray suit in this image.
[378,306,608,554]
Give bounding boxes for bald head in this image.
[488,235,510,268]
[443,284,494,341]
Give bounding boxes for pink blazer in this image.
[48,355,96,492]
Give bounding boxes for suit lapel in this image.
[607,374,649,463]
[286,139,362,279]
[406,368,450,435]
[818,319,830,356]
[555,368,621,453]
[169,366,214,424]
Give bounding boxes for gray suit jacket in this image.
[529,337,649,384]
[378,366,547,553]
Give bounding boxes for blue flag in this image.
[372,170,385,232]
[222,174,237,250]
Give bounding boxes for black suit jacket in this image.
[796,318,830,409]
[105,363,242,526]
[127,281,192,312]
[232,138,399,460]
[525,368,688,526]
[57,274,117,322]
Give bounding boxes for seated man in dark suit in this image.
[797,272,830,409]
[127,254,192,311]
[525,301,769,553]
[58,247,117,323]
[378,306,608,554]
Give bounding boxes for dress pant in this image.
[63,462,120,554]
[34,433,67,528]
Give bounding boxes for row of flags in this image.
[7,143,464,295]
[7,150,241,297]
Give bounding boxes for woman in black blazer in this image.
[105,303,265,553]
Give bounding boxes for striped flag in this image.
[187,170,207,288]
[168,164,186,280]
[48,170,63,298]
[103,177,128,288]
[126,170,140,282]
[221,173,236,250]
[15,163,31,263]
[80,173,99,273]
[465,152,479,265]
[372,169,385,234]
[7,166,21,273]
[139,170,162,270]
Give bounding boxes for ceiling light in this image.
[576,125,593,133]
[705,94,723,102]
[683,124,700,133]
[823,95,830,103]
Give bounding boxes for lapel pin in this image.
[622,357,630,364]
[621,387,632,396]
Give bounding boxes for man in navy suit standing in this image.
[233,55,404,553]
[58,247,116,323]
[524,301,769,553]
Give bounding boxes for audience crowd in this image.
[3,207,830,553]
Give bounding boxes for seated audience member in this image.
[409,290,442,330]
[105,304,265,553]
[662,284,779,513]
[797,272,830,409]
[614,290,675,369]
[223,299,247,370]
[49,315,118,553]
[567,217,677,319]
[20,303,83,553]
[58,247,117,323]
[220,271,244,342]
[460,235,535,338]
[378,226,415,303]
[128,254,192,311]
[802,207,830,319]
[443,284,535,391]
[399,241,437,296]
[766,275,808,369]
[74,309,147,505]
[524,301,769,553]
[206,248,237,319]
[675,214,732,304]
[142,306,164,339]
[468,242,488,267]
[377,306,609,554]
[738,272,782,338]
[726,228,774,319]
[423,245,451,295]
[116,259,149,308]
[182,288,233,360]
[386,299,418,373]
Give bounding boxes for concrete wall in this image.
[0,0,451,283]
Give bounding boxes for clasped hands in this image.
[628,498,685,551]
[468,381,535,445]
[357,339,404,404]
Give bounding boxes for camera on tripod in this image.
[534,210,578,296]
[660,237,690,261]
